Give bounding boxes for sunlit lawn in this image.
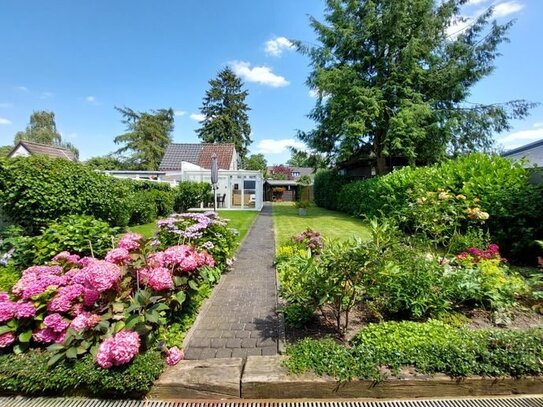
[128,210,259,244]
[272,202,371,247]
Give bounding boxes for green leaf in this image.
[0,326,14,335]
[188,280,199,291]
[13,343,28,355]
[66,347,78,359]
[47,343,65,352]
[47,352,65,367]
[18,330,33,343]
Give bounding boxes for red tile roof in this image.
[9,141,77,161]
[197,144,236,170]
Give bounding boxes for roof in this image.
[502,139,543,157]
[159,143,235,171]
[288,167,314,177]
[264,180,299,187]
[9,141,77,161]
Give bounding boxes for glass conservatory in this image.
[182,170,264,211]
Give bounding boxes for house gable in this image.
[8,141,76,161]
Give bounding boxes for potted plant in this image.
[295,200,311,215]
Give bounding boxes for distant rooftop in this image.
[8,141,77,161]
[159,143,236,171]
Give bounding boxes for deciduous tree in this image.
[297,0,536,174]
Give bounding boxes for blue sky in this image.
[0,0,541,165]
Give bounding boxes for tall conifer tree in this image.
[196,67,252,161]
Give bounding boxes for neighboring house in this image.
[8,141,77,161]
[266,166,313,181]
[159,143,238,172]
[502,139,543,168]
[263,180,298,202]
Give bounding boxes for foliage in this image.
[173,181,211,212]
[244,153,267,172]
[327,153,543,262]
[84,155,129,171]
[313,170,347,211]
[114,106,174,170]
[280,303,315,328]
[296,0,535,174]
[0,156,134,232]
[0,264,20,292]
[196,67,252,160]
[13,111,79,159]
[289,228,323,254]
[0,146,12,158]
[0,349,164,397]
[156,212,238,270]
[294,200,311,210]
[286,321,543,380]
[287,148,326,169]
[7,215,117,269]
[0,232,216,370]
[128,191,158,225]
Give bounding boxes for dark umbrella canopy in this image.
[211,153,219,185]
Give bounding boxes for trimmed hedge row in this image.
[315,154,543,261]
[0,156,212,233]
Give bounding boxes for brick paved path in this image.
[184,203,278,359]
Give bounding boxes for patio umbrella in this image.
[211,153,218,211]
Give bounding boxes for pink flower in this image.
[71,312,101,332]
[52,251,81,264]
[105,248,131,266]
[96,330,140,368]
[44,313,69,333]
[33,327,58,344]
[166,346,184,366]
[13,266,64,299]
[81,260,121,293]
[15,301,36,319]
[145,267,173,291]
[83,289,101,306]
[0,292,9,302]
[147,252,167,268]
[0,301,15,323]
[117,233,143,252]
[0,332,15,348]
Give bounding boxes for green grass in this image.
[127,210,259,243]
[273,202,371,247]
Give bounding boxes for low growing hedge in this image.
[286,321,543,381]
[0,349,164,398]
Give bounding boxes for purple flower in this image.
[15,301,36,319]
[0,300,15,323]
[166,346,184,366]
[44,313,69,333]
[0,332,15,348]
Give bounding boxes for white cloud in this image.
[256,138,306,154]
[533,122,543,128]
[497,128,543,150]
[230,61,289,88]
[466,0,491,5]
[86,96,96,103]
[190,113,205,121]
[16,86,29,92]
[493,1,524,18]
[309,89,319,98]
[174,110,187,117]
[265,36,294,57]
[0,117,12,125]
[0,103,12,108]
[446,16,475,38]
[39,91,54,99]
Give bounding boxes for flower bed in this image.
[0,211,238,397]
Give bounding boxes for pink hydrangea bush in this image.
[0,231,216,369]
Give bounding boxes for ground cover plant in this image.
[0,211,238,397]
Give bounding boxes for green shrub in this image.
[173,181,211,212]
[286,321,543,380]
[332,154,543,262]
[9,215,118,269]
[280,303,315,328]
[129,191,158,225]
[150,189,174,217]
[0,156,133,232]
[0,349,164,397]
[313,170,347,210]
[0,264,20,291]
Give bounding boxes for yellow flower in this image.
[478,211,490,220]
[438,191,450,200]
[456,194,466,200]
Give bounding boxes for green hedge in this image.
[286,321,543,381]
[173,181,211,212]
[0,349,164,398]
[313,170,347,211]
[316,154,543,261]
[0,156,133,232]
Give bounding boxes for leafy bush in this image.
[173,181,211,212]
[0,231,216,370]
[280,303,315,328]
[313,170,347,210]
[0,264,20,292]
[286,321,543,380]
[150,189,174,217]
[0,156,134,232]
[329,154,543,262]
[156,212,238,269]
[129,191,158,225]
[0,349,164,397]
[8,215,118,269]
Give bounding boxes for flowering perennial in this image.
[96,330,141,368]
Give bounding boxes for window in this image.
[292,171,300,177]
[244,180,256,189]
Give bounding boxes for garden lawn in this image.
[273,202,371,247]
[128,210,258,244]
